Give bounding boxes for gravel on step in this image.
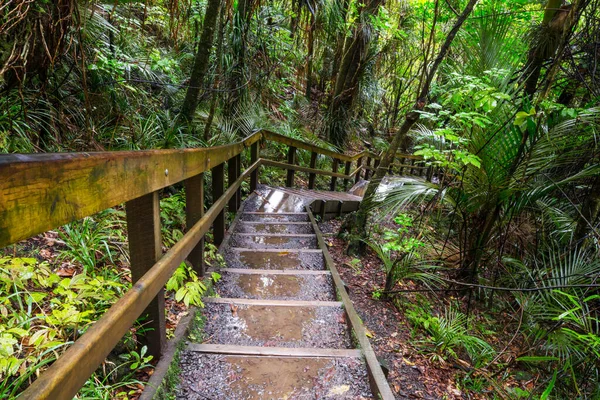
[221,248,325,270]
[216,273,336,301]
[201,303,352,349]
[175,352,374,400]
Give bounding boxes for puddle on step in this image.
[237,306,315,341]
[237,274,301,298]
[225,356,328,400]
[254,191,309,213]
[238,251,300,269]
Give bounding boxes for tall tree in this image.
[325,0,383,148]
[348,0,480,254]
[178,0,222,124]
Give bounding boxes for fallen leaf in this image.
[328,385,350,395]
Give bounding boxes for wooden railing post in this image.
[212,162,225,246]
[250,141,259,192]
[125,192,166,359]
[235,154,242,209]
[374,158,380,176]
[286,146,296,187]
[343,161,351,190]
[355,157,363,183]
[330,158,339,191]
[365,157,372,180]
[399,157,405,175]
[308,151,317,189]
[185,173,205,277]
[228,156,239,212]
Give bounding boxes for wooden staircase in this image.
[173,186,393,399]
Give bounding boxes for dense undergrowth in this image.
[1,0,599,398]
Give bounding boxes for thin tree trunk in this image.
[523,0,568,97]
[203,3,228,141]
[574,176,600,242]
[306,10,316,100]
[178,0,222,124]
[347,0,480,255]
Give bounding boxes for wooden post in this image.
[185,173,205,277]
[374,158,380,176]
[212,162,225,246]
[330,158,339,191]
[250,141,259,192]
[410,159,416,176]
[286,146,296,187]
[308,152,317,189]
[426,164,433,181]
[235,154,242,209]
[365,157,372,180]
[355,157,363,184]
[399,157,405,175]
[228,156,239,212]
[343,161,351,190]
[125,192,165,359]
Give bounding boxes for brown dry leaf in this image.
[230,304,238,316]
[56,268,75,277]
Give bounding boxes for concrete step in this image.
[229,233,318,249]
[215,270,335,301]
[201,301,352,349]
[240,212,310,222]
[235,221,314,234]
[176,352,373,399]
[222,248,325,270]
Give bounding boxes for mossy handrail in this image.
[1,129,424,399]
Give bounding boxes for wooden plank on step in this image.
[187,344,361,358]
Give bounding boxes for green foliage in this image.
[407,304,495,367]
[0,257,130,397]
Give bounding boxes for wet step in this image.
[230,233,318,249]
[222,248,325,270]
[235,221,314,234]
[216,270,335,301]
[202,300,352,349]
[240,212,310,222]
[176,352,373,400]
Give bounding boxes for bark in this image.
[326,0,383,147]
[178,0,222,123]
[203,4,228,140]
[305,10,316,100]
[574,176,600,242]
[347,0,480,255]
[523,0,569,97]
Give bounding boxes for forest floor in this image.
[321,219,490,400]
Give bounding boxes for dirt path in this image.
[174,186,378,399]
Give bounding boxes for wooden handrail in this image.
[2,128,425,399]
[18,159,261,400]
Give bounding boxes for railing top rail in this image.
[0,128,415,248]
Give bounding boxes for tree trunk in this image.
[326,0,383,148]
[523,0,569,97]
[178,0,222,124]
[574,176,600,242]
[306,10,316,100]
[347,0,480,255]
[203,4,228,141]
